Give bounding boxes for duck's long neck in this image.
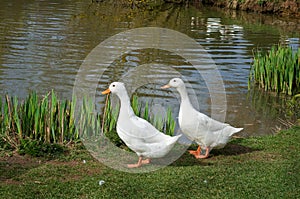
[116,90,135,120]
[177,85,192,108]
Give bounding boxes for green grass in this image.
[249,45,300,95]
[1,126,299,198]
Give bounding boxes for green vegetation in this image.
[0,91,78,150]
[1,126,299,198]
[249,45,300,95]
[0,91,176,155]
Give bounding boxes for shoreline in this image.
[104,0,300,18]
[202,0,300,18]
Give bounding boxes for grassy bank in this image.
[1,126,299,198]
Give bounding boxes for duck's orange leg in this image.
[189,146,201,157]
[189,146,210,159]
[141,158,151,164]
[127,157,151,168]
[195,147,210,159]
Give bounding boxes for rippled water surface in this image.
[0,0,299,136]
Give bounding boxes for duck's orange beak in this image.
[102,88,111,94]
[161,84,171,89]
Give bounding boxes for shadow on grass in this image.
[211,142,259,157]
[170,139,260,167]
[169,152,213,166]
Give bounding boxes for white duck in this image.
[162,78,243,159]
[102,82,181,168]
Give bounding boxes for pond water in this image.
[0,0,299,137]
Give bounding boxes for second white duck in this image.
[102,82,181,168]
[162,78,243,159]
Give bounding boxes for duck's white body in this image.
[178,99,242,150]
[163,78,243,158]
[102,82,181,167]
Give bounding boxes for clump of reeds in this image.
[0,91,176,151]
[0,90,79,149]
[249,45,300,95]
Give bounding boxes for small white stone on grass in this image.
[99,180,105,186]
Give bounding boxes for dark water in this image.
[0,0,299,136]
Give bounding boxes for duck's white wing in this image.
[117,115,180,158]
[117,114,165,144]
[129,115,162,138]
[192,111,242,148]
[196,112,230,132]
[180,109,230,141]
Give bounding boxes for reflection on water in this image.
[0,0,87,98]
[0,1,299,136]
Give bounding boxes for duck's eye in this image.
[112,84,115,87]
[173,80,176,82]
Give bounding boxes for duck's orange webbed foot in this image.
[188,146,201,157]
[189,146,210,159]
[127,157,151,168]
[194,147,210,159]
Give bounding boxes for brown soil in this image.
[203,0,300,17]
[0,152,102,185]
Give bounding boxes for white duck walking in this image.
[162,78,243,159]
[102,82,181,168]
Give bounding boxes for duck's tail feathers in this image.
[167,134,182,145]
[229,127,243,136]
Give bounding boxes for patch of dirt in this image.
[0,152,41,184]
[0,152,41,166]
[0,152,103,185]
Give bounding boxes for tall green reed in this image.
[249,45,300,95]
